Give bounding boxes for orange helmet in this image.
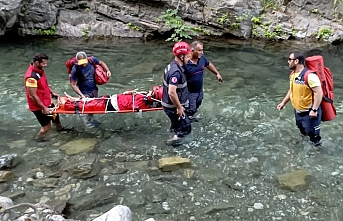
[172,41,191,56]
[153,85,163,100]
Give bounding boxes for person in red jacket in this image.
[24,53,69,140]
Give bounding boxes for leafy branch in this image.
[158,9,210,42]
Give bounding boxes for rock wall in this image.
[0,0,343,43]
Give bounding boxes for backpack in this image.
[304,55,336,122]
[65,56,109,85]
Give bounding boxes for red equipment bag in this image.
[305,55,336,121]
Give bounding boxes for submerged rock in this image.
[277,170,312,192]
[203,203,235,214]
[66,186,119,211]
[62,157,100,179]
[158,156,191,172]
[0,171,14,183]
[60,138,97,155]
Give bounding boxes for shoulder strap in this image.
[302,68,312,88]
[88,57,96,67]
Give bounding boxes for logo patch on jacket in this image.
[171,77,177,83]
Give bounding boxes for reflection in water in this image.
[1,37,343,220]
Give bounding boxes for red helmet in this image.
[172,41,191,56]
[153,85,163,100]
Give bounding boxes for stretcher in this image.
[51,95,163,115]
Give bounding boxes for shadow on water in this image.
[1,36,343,220]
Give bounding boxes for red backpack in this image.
[304,55,336,121]
[65,56,109,85]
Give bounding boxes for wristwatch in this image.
[311,108,317,113]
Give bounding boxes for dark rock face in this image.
[0,0,343,43]
[0,0,22,35]
[18,0,58,35]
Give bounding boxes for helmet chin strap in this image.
[177,54,186,64]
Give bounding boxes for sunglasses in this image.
[288,58,297,61]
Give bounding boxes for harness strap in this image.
[75,101,80,114]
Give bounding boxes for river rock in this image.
[0,171,14,183]
[66,186,119,211]
[28,177,60,188]
[0,154,21,169]
[60,138,97,155]
[158,156,191,172]
[2,190,25,201]
[0,196,13,221]
[0,196,13,208]
[143,182,168,203]
[196,168,224,181]
[62,157,100,179]
[0,183,9,193]
[203,202,235,215]
[183,169,195,178]
[92,205,132,221]
[122,193,146,209]
[277,170,312,192]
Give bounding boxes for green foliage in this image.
[217,13,229,24]
[251,16,263,25]
[217,12,249,30]
[192,27,211,35]
[231,23,239,29]
[159,9,205,42]
[82,25,91,37]
[260,0,279,12]
[311,8,319,14]
[21,1,28,13]
[36,25,56,35]
[314,26,333,40]
[333,0,343,18]
[235,12,249,22]
[251,16,286,40]
[203,29,211,35]
[127,22,140,31]
[275,24,282,33]
[334,0,343,6]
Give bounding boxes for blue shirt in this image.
[71,56,100,94]
[183,54,210,93]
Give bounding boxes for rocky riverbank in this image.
[1,0,343,43]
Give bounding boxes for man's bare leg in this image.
[35,122,51,140]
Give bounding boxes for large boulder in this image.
[18,0,58,35]
[0,0,22,35]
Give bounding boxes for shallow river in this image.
[0,37,343,221]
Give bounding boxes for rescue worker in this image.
[162,42,192,144]
[70,51,111,128]
[182,41,222,122]
[24,53,68,140]
[277,52,323,146]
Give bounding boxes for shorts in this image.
[32,104,59,127]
